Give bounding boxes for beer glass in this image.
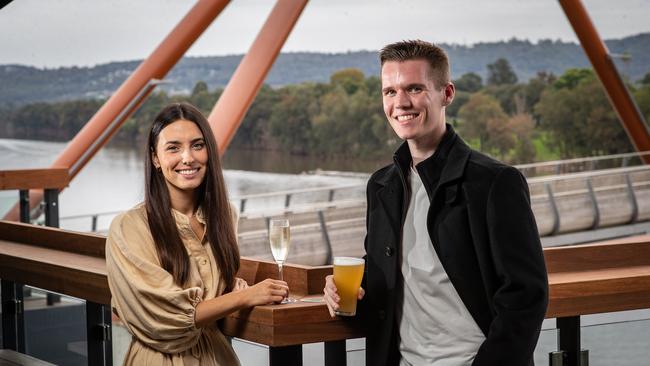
[269,219,295,303]
[333,257,365,316]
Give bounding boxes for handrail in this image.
[0,169,69,190]
[231,183,363,201]
[515,150,650,170]
[527,164,650,184]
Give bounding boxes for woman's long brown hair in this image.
[145,102,239,289]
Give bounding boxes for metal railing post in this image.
[1,280,25,352]
[318,211,334,265]
[324,340,346,366]
[585,178,600,230]
[551,316,589,366]
[625,173,639,224]
[545,183,561,235]
[43,188,61,305]
[86,301,112,366]
[285,194,292,209]
[19,190,30,223]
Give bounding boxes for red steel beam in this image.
[559,0,650,163]
[4,0,231,221]
[208,0,309,155]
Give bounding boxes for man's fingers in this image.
[358,287,365,299]
[323,295,338,317]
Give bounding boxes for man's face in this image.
[381,59,452,144]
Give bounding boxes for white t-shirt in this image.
[399,167,485,366]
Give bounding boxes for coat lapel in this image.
[375,165,405,236]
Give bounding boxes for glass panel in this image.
[581,317,650,366]
[347,338,366,366]
[23,288,87,365]
[534,327,558,365]
[112,318,130,366]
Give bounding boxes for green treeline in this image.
[2,59,650,164]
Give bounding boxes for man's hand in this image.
[323,274,365,317]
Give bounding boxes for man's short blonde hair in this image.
[380,40,450,90]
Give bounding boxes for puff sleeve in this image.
[106,210,203,354]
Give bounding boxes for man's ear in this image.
[443,82,455,106]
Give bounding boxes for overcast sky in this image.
[1,0,649,68]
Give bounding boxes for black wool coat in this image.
[358,126,548,366]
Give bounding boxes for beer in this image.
[333,257,365,316]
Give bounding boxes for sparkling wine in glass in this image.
[269,219,295,303]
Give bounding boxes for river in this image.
[0,138,373,230]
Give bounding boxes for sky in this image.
[1,0,649,68]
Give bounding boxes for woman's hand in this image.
[323,275,365,317]
[233,277,248,292]
[241,279,289,307]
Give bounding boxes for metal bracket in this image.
[549,349,589,366]
[3,299,24,315]
[93,324,112,342]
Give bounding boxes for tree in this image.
[365,75,382,99]
[483,84,525,115]
[187,82,218,113]
[535,71,633,157]
[311,86,388,157]
[457,93,507,151]
[446,91,470,118]
[507,113,536,163]
[454,72,483,92]
[524,72,556,120]
[487,58,518,86]
[639,72,650,86]
[486,117,516,159]
[330,68,366,95]
[269,84,322,154]
[232,85,278,148]
[634,84,650,125]
[191,81,209,96]
[552,68,593,90]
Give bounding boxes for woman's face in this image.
[152,119,209,200]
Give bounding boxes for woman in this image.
[106,102,288,365]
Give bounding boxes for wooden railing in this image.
[0,168,73,364]
[1,220,650,365]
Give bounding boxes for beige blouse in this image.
[106,203,240,366]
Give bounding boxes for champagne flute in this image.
[269,218,295,303]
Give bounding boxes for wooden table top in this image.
[2,220,650,346]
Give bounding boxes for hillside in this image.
[1,33,649,106]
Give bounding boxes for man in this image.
[323,40,548,366]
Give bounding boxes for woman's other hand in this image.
[233,277,248,292]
